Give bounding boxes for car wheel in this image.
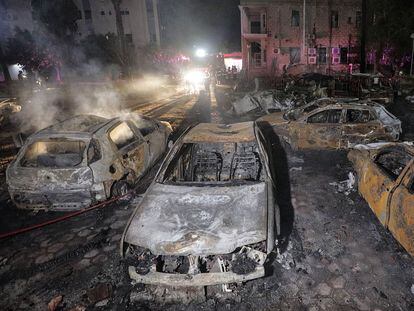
[111,180,129,197]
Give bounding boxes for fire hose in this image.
[0,192,133,240]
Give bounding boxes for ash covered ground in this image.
[1,85,414,310]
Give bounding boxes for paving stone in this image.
[330,276,346,289]
[110,220,125,230]
[317,283,332,296]
[48,243,65,254]
[62,233,75,242]
[353,297,370,311]
[73,259,91,270]
[78,229,91,237]
[40,239,52,248]
[327,262,341,274]
[35,253,53,265]
[332,289,352,305]
[110,233,122,242]
[103,244,117,253]
[92,254,108,265]
[84,249,100,259]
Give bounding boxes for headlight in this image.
[183,70,206,85]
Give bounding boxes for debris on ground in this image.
[329,172,355,195]
[86,283,112,305]
[47,295,63,311]
[230,90,300,116]
[406,96,414,104]
[276,242,295,270]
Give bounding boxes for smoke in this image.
[12,67,170,134]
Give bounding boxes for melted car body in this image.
[348,143,414,256]
[6,114,172,210]
[257,98,401,150]
[121,122,280,287]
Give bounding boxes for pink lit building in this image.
[240,0,361,78]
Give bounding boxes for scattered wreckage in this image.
[121,122,280,288]
[257,98,401,150]
[0,98,21,127]
[6,114,172,210]
[348,142,414,256]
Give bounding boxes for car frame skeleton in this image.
[348,143,414,256]
[6,114,172,211]
[257,98,401,150]
[121,122,280,287]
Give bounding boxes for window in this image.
[136,119,157,137]
[340,47,348,64]
[109,122,137,150]
[375,149,411,180]
[77,10,82,19]
[346,109,373,123]
[317,47,327,64]
[250,21,261,34]
[308,109,342,124]
[84,10,92,20]
[356,11,362,28]
[108,10,112,15]
[21,140,86,168]
[331,11,339,28]
[162,142,263,183]
[291,10,300,27]
[87,139,102,164]
[100,10,105,16]
[348,17,352,24]
[290,47,301,64]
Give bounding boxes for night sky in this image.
[159,0,241,54]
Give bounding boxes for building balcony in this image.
[242,32,268,40]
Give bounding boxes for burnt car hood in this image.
[124,182,267,256]
[257,112,289,127]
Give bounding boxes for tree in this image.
[366,0,414,73]
[31,0,79,39]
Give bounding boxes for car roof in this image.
[183,122,256,143]
[37,115,111,135]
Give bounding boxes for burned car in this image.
[121,122,279,287]
[6,114,172,210]
[348,142,414,256]
[0,98,21,127]
[257,98,401,150]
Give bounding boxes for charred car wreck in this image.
[258,98,401,150]
[6,114,172,210]
[121,122,280,287]
[349,143,414,256]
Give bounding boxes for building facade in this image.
[74,0,161,48]
[240,0,361,78]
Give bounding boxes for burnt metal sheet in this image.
[183,122,256,143]
[124,182,267,256]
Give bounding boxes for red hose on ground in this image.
[0,193,130,240]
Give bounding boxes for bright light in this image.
[183,69,207,94]
[195,48,207,58]
[184,69,206,85]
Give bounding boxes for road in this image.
[0,85,414,310]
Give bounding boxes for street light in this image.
[195,48,207,58]
[410,33,414,76]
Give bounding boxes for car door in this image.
[108,121,149,179]
[387,157,414,255]
[359,147,411,226]
[295,108,343,149]
[340,108,381,147]
[136,119,166,165]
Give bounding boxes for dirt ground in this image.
[1,85,414,310]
